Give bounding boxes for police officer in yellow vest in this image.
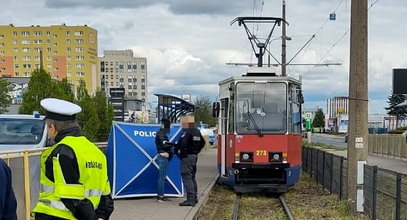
[32,98,114,220]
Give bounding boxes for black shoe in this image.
[179,200,196,206]
[157,196,171,203]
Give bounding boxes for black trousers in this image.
[181,154,198,202]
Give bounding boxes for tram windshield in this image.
[236,82,287,134]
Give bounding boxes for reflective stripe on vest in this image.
[38,199,69,211]
[41,184,103,197]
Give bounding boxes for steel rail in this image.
[232,193,242,220]
[279,195,295,220]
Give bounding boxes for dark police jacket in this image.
[0,158,17,220]
[176,128,206,158]
[155,128,174,160]
[38,127,114,220]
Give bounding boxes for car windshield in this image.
[0,118,45,145]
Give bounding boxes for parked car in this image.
[0,114,48,152]
[198,123,215,145]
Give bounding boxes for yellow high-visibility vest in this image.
[33,136,110,219]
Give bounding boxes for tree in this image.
[75,80,99,141]
[93,89,114,142]
[385,94,407,129]
[192,96,217,127]
[57,78,75,102]
[0,78,11,114]
[313,108,325,128]
[19,69,56,114]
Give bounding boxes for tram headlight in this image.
[269,152,282,162]
[239,152,253,162]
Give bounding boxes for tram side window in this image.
[290,85,301,134]
[228,95,234,134]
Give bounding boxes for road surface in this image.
[310,133,347,148]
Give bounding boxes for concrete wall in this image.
[368,134,407,158]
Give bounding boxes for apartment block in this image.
[99,49,147,104]
[0,24,98,94]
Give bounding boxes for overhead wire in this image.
[302,0,379,78]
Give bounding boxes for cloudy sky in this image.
[1,0,406,114]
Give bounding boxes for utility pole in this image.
[347,0,368,213]
[281,0,287,76]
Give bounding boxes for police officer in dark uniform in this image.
[0,158,17,220]
[176,116,205,206]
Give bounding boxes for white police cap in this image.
[40,98,82,121]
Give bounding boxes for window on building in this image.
[24,72,31,77]
[22,48,30,53]
[21,31,30,36]
[34,31,42,36]
[67,56,72,61]
[12,40,17,44]
[67,72,72,77]
[110,82,113,86]
[34,39,42,44]
[75,47,84,52]
[141,64,145,69]
[53,34,58,38]
[74,31,83,36]
[67,39,71,44]
[34,48,41,52]
[13,56,18,61]
[0,43,4,47]
[67,47,71,52]
[13,31,17,36]
[66,31,70,36]
[54,42,58,46]
[23,64,31,69]
[141,92,145,96]
[76,72,85,76]
[35,64,40,69]
[47,64,51,69]
[13,48,18,52]
[15,72,19,76]
[21,40,30,44]
[54,67,59,71]
[128,85,132,89]
[47,48,51,52]
[141,85,145,89]
[46,31,51,36]
[0,51,4,55]
[22,56,31,61]
[46,39,51,44]
[47,56,51,61]
[14,64,18,69]
[34,56,40,61]
[76,56,84,60]
[0,34,3,38]
[110,75,113,79]
[67,64,72,69]
[75,39,84,44]
[76,64,84,69]
[133,78,137,82]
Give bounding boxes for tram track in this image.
[231,193,295,220]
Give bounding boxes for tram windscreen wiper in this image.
[247,111,263,137]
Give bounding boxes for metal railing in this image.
[0,142,107,220]
[302,146,407,220]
